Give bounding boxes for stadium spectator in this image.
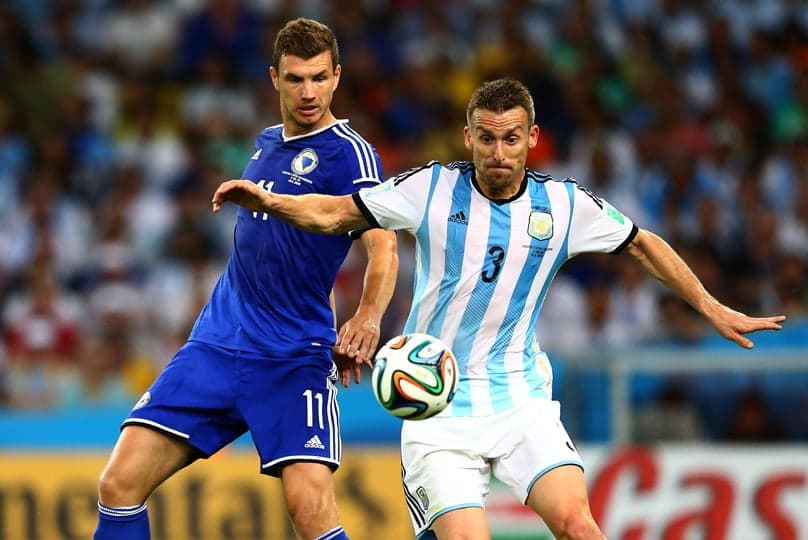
[2,270,85,409]
[176,0,264,81]
[99,0,180,74]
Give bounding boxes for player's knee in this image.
[547,510,603,540]
[97,467,145,506]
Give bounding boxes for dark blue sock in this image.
[94,502,150,540]
[315,525,349,540]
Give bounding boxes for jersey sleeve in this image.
[567,182,638,257]
[333,129,384,195]
[350,148,384,191]
[353,164,436,232]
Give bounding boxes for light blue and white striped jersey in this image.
[354,161,637,417]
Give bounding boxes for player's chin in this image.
[295,108,322,124]
[482,169,512,183]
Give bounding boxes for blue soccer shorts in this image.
[124,340,342,476]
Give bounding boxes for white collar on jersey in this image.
[281,118,350,142]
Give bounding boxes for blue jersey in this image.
[190,120,383,355]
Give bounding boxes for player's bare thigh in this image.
[432,507,491,540]
[98,425,197,506]
[526,464,604,539]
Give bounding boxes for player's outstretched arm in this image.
[335,229,398,384]
[212,179,369,234]
[625,228,785,348]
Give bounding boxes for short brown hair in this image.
[272,18,339,71]
[466,79,535,126]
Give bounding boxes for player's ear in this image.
[269,66,280,91]
[464,126,472,150]
[332,64,341,90]
[528,124,540,149]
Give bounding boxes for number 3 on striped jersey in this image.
[482,245,505,283]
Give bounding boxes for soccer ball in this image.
[371,333,458,420]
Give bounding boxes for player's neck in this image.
[282,111,338,139]
[473,170,527,203]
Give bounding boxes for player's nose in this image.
[300,80,316,99]
[493,141,506,161]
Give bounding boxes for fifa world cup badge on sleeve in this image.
[364,181,393,197]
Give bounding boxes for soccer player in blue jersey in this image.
[94,18,397,540]
[213,79,785,540]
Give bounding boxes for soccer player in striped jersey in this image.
[212,79,785,540]
[94,19,397,540]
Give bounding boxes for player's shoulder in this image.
[323,120,382,177]
[525,169,599,206]
[313,120,364,147]
[387,160,449,186]
[525,168,571,185]
[547,174,605,208]
[527,169,588,194]
[326,119,374,143]
[446,160,474,174]
[259,123,284,137]
[256,123,284,144]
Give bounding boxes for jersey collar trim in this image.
[471,169,528,205]
[281,119,350,142]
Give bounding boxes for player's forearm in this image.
[268,192,365,235]
[627,229,722,316]
[357,231,399,323]
[214,179,368,234]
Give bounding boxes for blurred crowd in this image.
[0,0,806,442]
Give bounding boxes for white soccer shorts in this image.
[400,398,583,537]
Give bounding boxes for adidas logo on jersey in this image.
[304,435,325,449]
[448,210,468,225]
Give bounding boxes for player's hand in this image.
[706,305,785,349]
[334,313,381,386]
[212,180,269,213]
[332,347,362,388]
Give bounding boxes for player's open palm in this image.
[212,179,269,213]
[707,304,785,349]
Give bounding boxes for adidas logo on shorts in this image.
[304,435,325,449]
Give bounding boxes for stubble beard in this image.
[480,168,519,199]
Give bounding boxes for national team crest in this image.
[291,148,318,175]
[528,211,553,240]
[416,486,429,510]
